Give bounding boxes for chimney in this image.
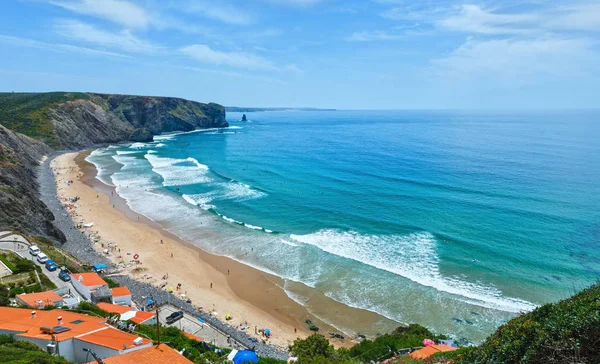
[57,316,63,325]
[31,311,37,318]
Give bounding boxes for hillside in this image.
[0,91,226,241]
[0,92,227,148]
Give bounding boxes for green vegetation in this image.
[0,334,68,364]
[67,301,111,318]
[453,283,600,364]
[136,324,230,364]
[28,235,87,273]
[288,324,446,364]
[103,277,120,289]
[168,101,206,120]
[0,254,17,272]
[0,252,36,274]
[0,92,89,146]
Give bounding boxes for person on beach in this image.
[210,283,213,289]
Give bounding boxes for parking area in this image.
[158,304,246,349]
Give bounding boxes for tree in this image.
[289,334,344,364]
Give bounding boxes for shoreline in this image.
[50,150,400,350]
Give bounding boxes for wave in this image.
[220,182,267,201]
[182,193,216,210]
[290,229,536,313]
[156,143,167,147]
[116,150,139,155]
[144,154,210,186]
[211,210,275,233]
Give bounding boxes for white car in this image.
[29,245,41,256]
[36,252,48,264]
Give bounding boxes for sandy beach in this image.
[50,151,396,349]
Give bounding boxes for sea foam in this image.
[144,154,210,186]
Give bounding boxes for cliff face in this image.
[0,125,65,241]
[0,92,227,241]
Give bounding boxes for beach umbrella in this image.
[423,339,435,347]
[169,287,174,292]
[264,328,271,336]
[232,350,259,364]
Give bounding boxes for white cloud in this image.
[49,0,150,28]
[0,34,130,58]
[347,24,420,41]
[438,5,538,35]
[431,36,600,81]
[179,44,300,72]
[55,20,159,53]
[179,1,253,25]
[547,3,600,32]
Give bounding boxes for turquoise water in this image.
[87,110,600,341]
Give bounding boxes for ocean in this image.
[86,110,600,342]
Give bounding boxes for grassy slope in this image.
[0,92,89,147]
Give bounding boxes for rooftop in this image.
[111,286,131,297]
[76,326,151,350]
[0,307,106,342]
[182,331,203,342]
[407,345,457,359]
[16,290,63,308]
[130,311,156,324]
[71,272,107,287]
[91,343,193,364]
[96,303,133,315]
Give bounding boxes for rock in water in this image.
[242,113,247,122]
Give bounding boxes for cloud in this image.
[431,36,600,81]
[347,24,420,41]
[48,0,150,28]
[265,0,323,6]
[438,5,538,35]
[0,34,130,58]
[178,1,253,25]
[55,19,159,53]
[179,44,300,72]
[547,3,600,32]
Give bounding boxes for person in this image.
[210,283,213,289]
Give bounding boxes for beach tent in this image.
[92,264,107,272]
[232,350,259,364]
[423,339,435,347]
[264,329,271,337]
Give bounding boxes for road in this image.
[0,232,83,301]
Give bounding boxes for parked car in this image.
[36,252,48,264]
[166,311,184,324]
[45,259,58,271]
[29,245,41,256]
[58,267,71,282]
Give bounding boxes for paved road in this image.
[158,304,247,349]
[0,232,82,301]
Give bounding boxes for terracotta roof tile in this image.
[111,287,131,297]
[92,343,193,364]
[182,331,203,342]
[76,327,151,350]
[408,345,457,359]
[71,272,107,287]
[96,303,133,315]
[16,290,63,308]
[129,311,156,324]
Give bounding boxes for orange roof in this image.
[0,307,106,342]
[71,272,107,287]
[111,286,131,297]
[92,343,193,364]
[16,290,63,308]
[96,303,133,315]
[76,326,151,350]
[408,345,457,359]
[182,331,203,342]
[129,311,156,324]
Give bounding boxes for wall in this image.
[112,295,131,306]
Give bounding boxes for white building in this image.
[70,272,108,301]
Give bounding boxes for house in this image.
[71,272,108,301]
[90,343,194,364]
[95,303,156,325]
[15,290,64,309]
[407,344,457,359]
[111,287,132,306]
[0,307,152,363]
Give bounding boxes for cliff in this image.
[0,92,227,241]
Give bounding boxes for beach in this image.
[51,151,393,349]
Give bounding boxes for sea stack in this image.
[242,113,247,121]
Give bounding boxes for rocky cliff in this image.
[0,92,227,241]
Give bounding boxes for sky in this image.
[0,0,599,109]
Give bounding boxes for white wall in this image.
[72,338,152,363]
[112,295,131,306]
[71,280,105,301]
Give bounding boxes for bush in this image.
[0,333,68,363]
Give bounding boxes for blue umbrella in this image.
[233,350,259,364]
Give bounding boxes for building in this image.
[407,344,457,359]
[90,343,194,364]
[15,290,64,309]
[95,303,157,325]
[0,307,152,363]
[111,287,132,306]
[71,272,108,301]
[129,311,157,326]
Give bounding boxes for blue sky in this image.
[1,0,599,109]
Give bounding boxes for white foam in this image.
[153,134,177,141]
[116,150,138,155]
[182,194,216,210]
[144,154,210,186]
[220,182,266,201]
[156,143,167,147]
[280,239,299,247]
[245,223,263,231]
[129,142,149,149]
[290,229,536,313]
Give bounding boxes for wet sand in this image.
[51,151,399,349]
